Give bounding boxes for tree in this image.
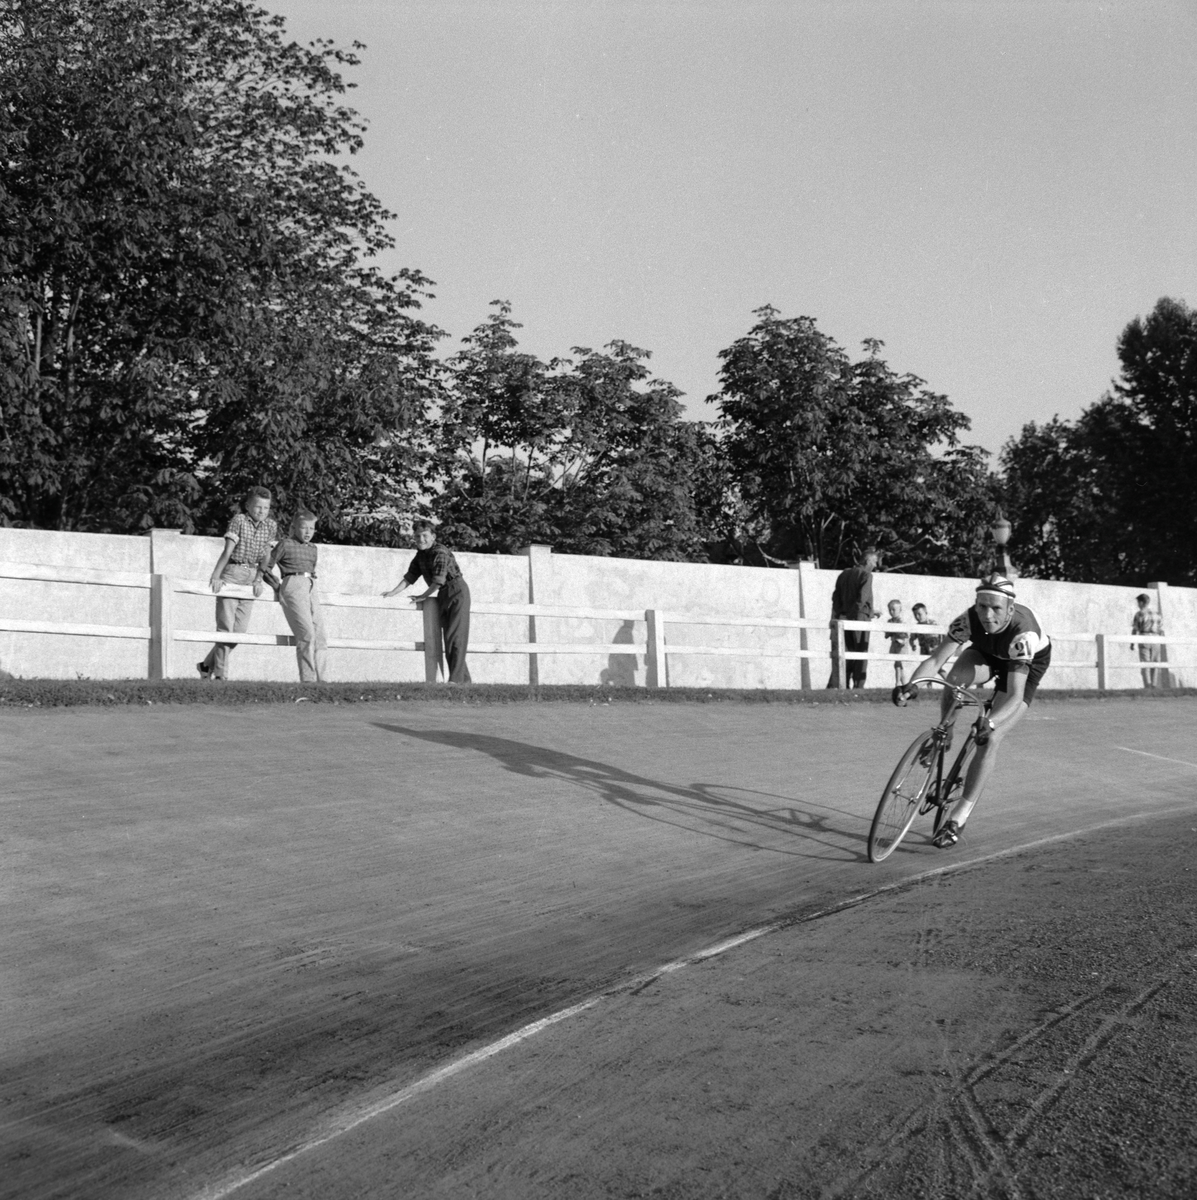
[710,307,997,573]
[434,302,714,560]
[1000,297,1197,585]
[0,0,441,538]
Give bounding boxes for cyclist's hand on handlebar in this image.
[891,684,913,707]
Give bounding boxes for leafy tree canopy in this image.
[0,0,441,539]
[1000,296,1197,585]
[709,306,997,573]
[432,302,714,560]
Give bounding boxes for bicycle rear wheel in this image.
[868,731,937,863]
[934,731,979,837]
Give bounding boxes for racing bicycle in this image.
[867,677,994,863]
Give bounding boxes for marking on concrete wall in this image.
[189,801,1197,1200]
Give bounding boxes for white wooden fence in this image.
[0,562,832,687]
[824,618,1191,690]
[0,561,1188,689]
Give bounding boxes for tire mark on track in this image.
[822,946,1188,1199]
[955,1092,1024,1200]
[1004,975,1172,1149]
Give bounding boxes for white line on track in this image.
[189,801,1197,1200]
[1116,746,1197,770]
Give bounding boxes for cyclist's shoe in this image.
[933,819,961,849]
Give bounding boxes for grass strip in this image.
[0,679,1194,708]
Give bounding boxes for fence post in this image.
[420,598,443,682]
[527,608,539,688]
[1095,633,1108,691]
[521,544,552,686]
[148,528,182,574]
[833,620,846,689]
[795,560,814,691]
[645,609,667,689]
[149,574,173,680]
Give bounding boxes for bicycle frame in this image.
[910,676,993,820]
[867,676,996,863]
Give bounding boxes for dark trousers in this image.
[829,629,871,688]
[846,630,870,687]
[439,578,471,683]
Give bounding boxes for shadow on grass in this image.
[373,722,871,863]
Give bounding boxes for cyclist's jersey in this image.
[947,602,1051,674]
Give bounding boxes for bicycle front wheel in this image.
[868,731,937,863]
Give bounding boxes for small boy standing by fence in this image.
[198,486,279,680]
[886,599,909,686]
[911,603,942,655]
[265,510,327,683]
[1131,592,1165,688]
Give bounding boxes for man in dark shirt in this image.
[383,521,471,683]
[828,547,879,688]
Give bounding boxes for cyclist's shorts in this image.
[979,643,1052,705]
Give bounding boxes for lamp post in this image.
[991,514,1013,578]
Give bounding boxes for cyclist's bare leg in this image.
[939,648,989,733]
[948,696,1030,828]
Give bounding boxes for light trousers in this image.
[1138,642,1163,688]
[278,575,327,682]
[201,563,259,679]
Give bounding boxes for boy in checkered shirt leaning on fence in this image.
[264,509,328,683]
[198,486,279,680]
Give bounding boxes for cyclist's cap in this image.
[976,575,1016,601]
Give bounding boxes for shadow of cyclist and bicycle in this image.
[372,723,873,862]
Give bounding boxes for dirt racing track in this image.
[3,695,1196,1199]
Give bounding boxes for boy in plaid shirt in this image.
[198,486,279,680]
[265,509,327,682]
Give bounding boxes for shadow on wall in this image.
[600,619,638,687]
[371,722,869,862]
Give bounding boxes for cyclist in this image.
[893,574,1052,849]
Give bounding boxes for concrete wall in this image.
[0,529,152,681]
[0,526,1191,688]
[1159,582,1197,689]
[528,547,806,690]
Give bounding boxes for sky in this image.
[266,0,1197,459]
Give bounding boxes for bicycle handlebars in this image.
[891,675,988,710]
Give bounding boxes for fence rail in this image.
[0,561,1187,689]
[828,619,1185,688]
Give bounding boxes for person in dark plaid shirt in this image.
[265,510,327,682]
[382,520,471,683]
[198,486,279,680]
